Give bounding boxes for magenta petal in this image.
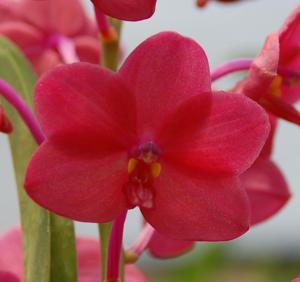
[0,2,20,23]
[35,63,136,151]
[279,4,300,65]
[157,93,211,152]
[142,163,250,241]
[168,92,270,175]
[46,0,88,36]
[93,0,157,21]
[25,142,128,222]
[260,93,300,126]
[241,158,290,225]
[18,0,88,36]
[77,237,101,280]
[280,79,300,104]
[0,272,20,282]
[31,49,61,75]
[0,228,23,280]
[279,5,300,103]
[234,33,280,101]
[259,115,277,158]
[148,231,194,258]
[124,265,148,282]
[0,21,44,56]
[119,32,211,138]
[0,106,13,134]
[74,36,100,65]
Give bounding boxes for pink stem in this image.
[93,5,116,41]
[94,7,111,34]
[107,210,127,282]
[127,223,155,260]
[56,36,80,64]
[210,58,253,82]
[0,79,44,145]
[48,34,80,64]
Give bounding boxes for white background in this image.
[0,0,300,257]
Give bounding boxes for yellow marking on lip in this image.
[269,76,283,97]
[151,162,162,178]
[128,158,138,174]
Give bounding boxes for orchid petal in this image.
[34,63,137,151]
[0,21,44,57]
[18,0,88,36]
[92,0,157,21]
[0,228,23,280]
[74,36,100,65]
[165,92,270,176]
[142,163,250,241]
[241,158,290,225]
[148,231,194,258]
[233,33,279,101]
[119,32,211,139]
[25,142,128,222]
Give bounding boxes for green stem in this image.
[100,18,122,71]
[120,250,125,282]
[98,223,112,281]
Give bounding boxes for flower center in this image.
[124,142,161,209]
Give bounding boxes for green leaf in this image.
[0,36,77,282]
[0,35,51,282]
[50,215,77,282]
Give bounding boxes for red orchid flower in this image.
[0,0,100,75]
[292,276,300,282]
[0,227,147,282]
[234,5,300,125]
[0,105,13,134]
[231,6,300,225]
[25,32,270,241]
[91,0,157,21]
[233,38,292,225]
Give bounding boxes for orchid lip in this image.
[124,142,161,209]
